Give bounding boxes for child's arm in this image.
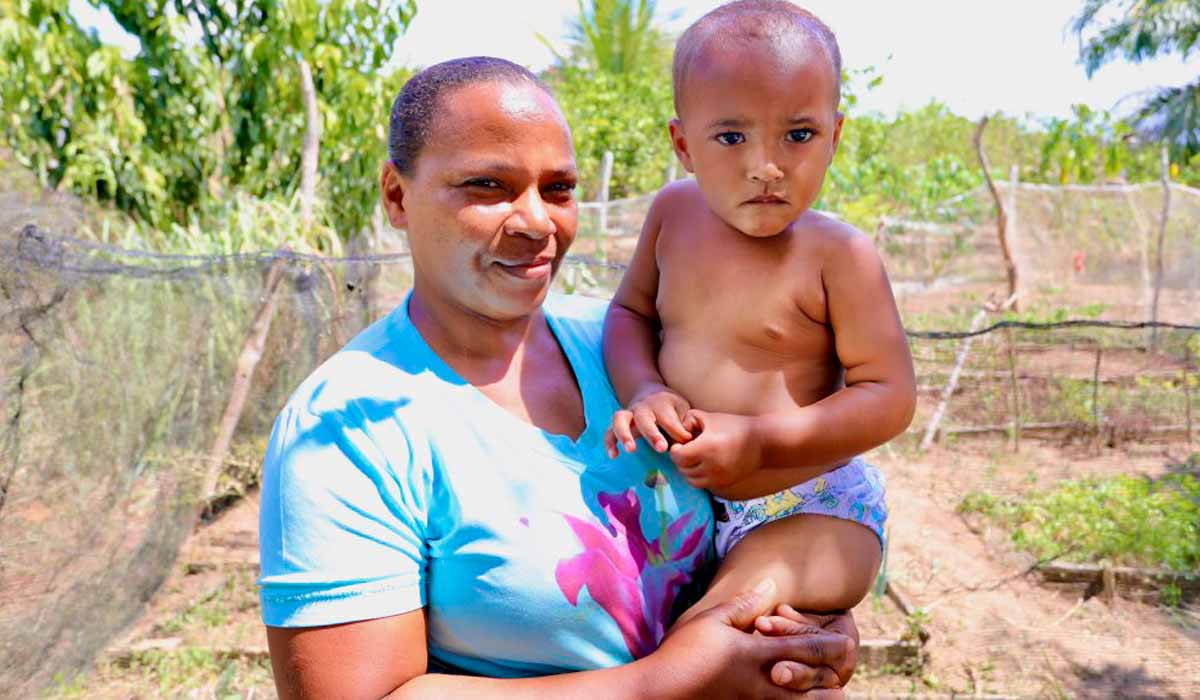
[670,228,916,486]
[603,186,694,458]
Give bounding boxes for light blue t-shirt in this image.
[258,293,714,677]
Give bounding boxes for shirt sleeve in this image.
[258,399,432,627]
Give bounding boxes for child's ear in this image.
[380,161,409,229]
[830,111,845,155]
[668,119,695,173]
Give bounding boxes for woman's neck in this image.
[407,285,544,384]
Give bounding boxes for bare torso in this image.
[654,181,850,500]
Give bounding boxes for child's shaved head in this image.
[672,0,841,116]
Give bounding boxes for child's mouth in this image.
[744,195,788,204]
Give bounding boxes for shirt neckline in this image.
[389,292,608,462]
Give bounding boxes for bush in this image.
[959,473,1200,571]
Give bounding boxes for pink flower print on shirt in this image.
[554,486,709,658]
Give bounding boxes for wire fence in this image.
[2,177,1199,694]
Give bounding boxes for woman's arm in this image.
[267,582,853,700]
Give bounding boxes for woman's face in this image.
[383,80,579,323]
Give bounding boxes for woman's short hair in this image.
[388,56,550,174]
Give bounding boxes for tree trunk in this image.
[973,117,1019,309]
[298,58,321,229]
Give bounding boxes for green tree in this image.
[0,0,416,245]
[1073,0,1200,158]
[555,0,669,75]
[544,0,675,199]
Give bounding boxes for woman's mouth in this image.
[495,257,555,280]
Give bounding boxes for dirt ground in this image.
[40,432,1197,699]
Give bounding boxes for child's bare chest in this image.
[654,218,830,352]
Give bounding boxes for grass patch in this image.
[46,649,273,699]
[959,471,1200,570]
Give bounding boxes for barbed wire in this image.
[907,319,1200,340]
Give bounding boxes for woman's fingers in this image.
[764,630,855,672]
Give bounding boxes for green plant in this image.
[959,473,1200,570]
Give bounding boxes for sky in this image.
[71,0,1198,121]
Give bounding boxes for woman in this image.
[259,56,859,699]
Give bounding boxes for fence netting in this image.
[1,181,1198,695]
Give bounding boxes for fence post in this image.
[201,254,288,519]
[597,151,614,239]
[920,307,988,450]
[1150,144,1171,352]
[1006,326,1021,452]
[1092,347,1103,452]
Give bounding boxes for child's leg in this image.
[677,514,881,627]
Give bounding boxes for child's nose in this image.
[748,161,785,184]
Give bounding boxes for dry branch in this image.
[973,117,1019,307]
[200,258,287,517]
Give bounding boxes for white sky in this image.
[72,0,1197,120]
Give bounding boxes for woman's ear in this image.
[380,161,409,229]
[668,119,695,174]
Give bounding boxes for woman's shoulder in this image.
[281,306,431,422]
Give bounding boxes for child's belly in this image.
[659,328,840,416]
[658,328,849,500]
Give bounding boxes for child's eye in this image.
[786,129,815,143]
[715,132,745,146]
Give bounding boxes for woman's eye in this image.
[715,132,745,146]
[786,129,815,143]
[464,178,503,189]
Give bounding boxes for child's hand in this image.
[668,410,762,489]
[605,385,693,457]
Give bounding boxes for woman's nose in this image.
[506,188,556,239]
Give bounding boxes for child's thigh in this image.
[706,514,882,614]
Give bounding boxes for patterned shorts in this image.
[713,457,887,558]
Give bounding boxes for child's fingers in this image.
[668,438,703,469]
[633,406,669,452]
[657,408,696,446]
[603,428,619,459]
[755,615,823,637]
[610,410,639,454]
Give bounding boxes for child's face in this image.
[670,41,843,238]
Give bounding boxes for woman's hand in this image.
[647,580,854,699]
[756,605,860,688]
[605,384,694,457]
[667,410,763,489]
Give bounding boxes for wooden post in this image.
[200,256,288,518]
[1092,347,1103,452]
[298,58,321,229]
[973,117,1019,310]
[920,307,988,450]
[1150,144,1171,352]
[1185,365,1194,446]
[597,151,614,237]
[1006,327,1021,452]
